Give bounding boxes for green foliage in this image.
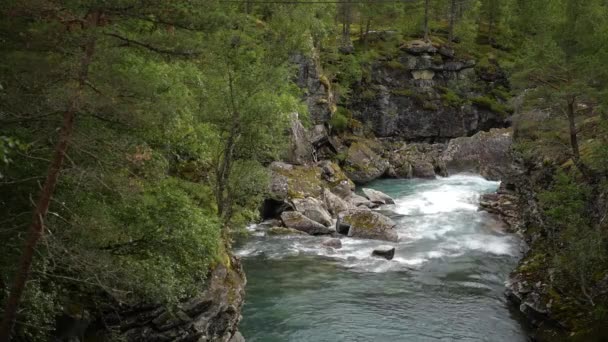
[471,95,510,115]
[385,59,406,70]
[441,89,465,107]
[390,88,414,97]
[538,170,607,324]
[330,108,350,132]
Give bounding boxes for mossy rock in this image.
[340,209,398,242]
[267,226,308,236]
[342,141,389,184]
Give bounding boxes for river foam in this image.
[236,174,520,273]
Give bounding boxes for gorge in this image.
[1,1,607,342]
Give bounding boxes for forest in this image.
[1,0,607,341]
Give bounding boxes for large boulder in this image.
[387,143,446,179]
[339,209,399,242]
[318,160,355,193]
[441,128,513,180]
[344,193,375,209]
[267,226,308,236]
[362,188,395,205]
[281,211,333,235]
[343,142,390,184]
[269,162,324,200]
[323,188,351,216]
[284,112,314,165]
[292,197,333,227]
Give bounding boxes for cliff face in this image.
[347,40,510,141]
[490,154,608,341]
[98,256,246,342]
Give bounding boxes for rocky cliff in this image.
[348,40,510,141]
[86,256,246,342]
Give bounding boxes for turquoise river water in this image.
[236,174,529,341]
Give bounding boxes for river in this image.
[236,174,529,341]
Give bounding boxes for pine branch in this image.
[104,32,202,57]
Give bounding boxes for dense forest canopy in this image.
[1,0,607,340]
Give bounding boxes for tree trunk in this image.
[215,70,240,226]
[449,0,457,42]
[567,98,581,163]
[365,18,371,44]
[0,35,97,341]
[424,0,430,41]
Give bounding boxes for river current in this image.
[236,174,529,341]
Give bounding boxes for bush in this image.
[471,95,510,115]
[330,111,349,132]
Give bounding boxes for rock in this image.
[292,197,333,226]
[372,246,396,260]
[106,256,246,342]
[343,141,390,184]
[321,238,342,249]
[441,128,513,180]
[291,52,332,124]
[401,40,437,55]
[269,162,324,200]
[479,182,521,230]
[339,209,398,242]
[281,211,333,235]
[506,274,551,326]
[318,160,356,193]
[323,188,351,216]
[412,161,436,179]
[347,41,508,141]
[344,193,375,208]
[285,112,314,165]
[332,180,356,198]
[257,219,283,229]
[267,226,308,236]
[229,331,245,342]
[362,188,395,205]
[387,143,446,179]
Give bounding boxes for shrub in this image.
[330,111,349,132]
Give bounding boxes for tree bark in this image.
[567,98,581,163]
[0,35,97,341]
[424,0,430,42]
[449,0,457,42]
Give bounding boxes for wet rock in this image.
[372,246,396,260]
[479,182,521,231]
[323,188,351,216]
[344,193,375,209]
[267,226,308,236]
[292,197,333,227]
[321,238,342,249]
[506,274,551,326]
[441,128,513,180]
[362,188,395,205]
[343,142,390,184]
[339,209,398,242]
[229,331,245,342]
[387,143,446,179]
[281,211,333,235]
